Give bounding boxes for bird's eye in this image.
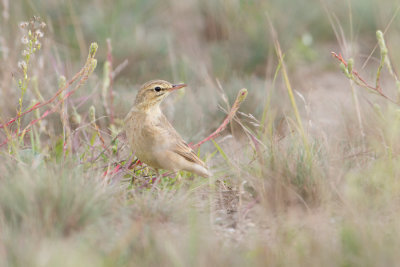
[154,86,161,92]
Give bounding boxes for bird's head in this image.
[134,80,186,111]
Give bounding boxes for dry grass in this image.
[1,0,400,266]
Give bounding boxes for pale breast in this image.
[124,110,168,168]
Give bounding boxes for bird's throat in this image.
[133,102,162,117]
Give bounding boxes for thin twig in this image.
[107,39,115,124]
[331,52,396,103]
[191,88,248,149]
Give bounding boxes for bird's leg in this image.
[151,169,161,190]
[175,171,182,182]
[130,173,135,186]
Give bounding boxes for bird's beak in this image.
[169,83,187,91]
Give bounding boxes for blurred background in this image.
[2,0,399,140]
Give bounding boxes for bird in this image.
[124,80,210,177]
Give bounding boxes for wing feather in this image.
[157,115,207,168]
[172,140,207,167]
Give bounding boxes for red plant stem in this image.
[0,94,71,148]
[103,164,121,178]
[0,128,31,147]
[331,52,392,101]
[0,72,90,148]
[0,40,98,147]
[0,68,84,130]
[331,52,375,89]
[191,89,248,149]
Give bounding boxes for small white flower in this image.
[18,60,27,70]
[21,35,28,44]
[35,29,44,38]
[22,50,29,56]
[40,22,46,28]
[302,33,313,46]
[19,21,29,29]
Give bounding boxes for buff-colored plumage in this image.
[124,80,210,177]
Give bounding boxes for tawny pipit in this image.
[124,80,210,177]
